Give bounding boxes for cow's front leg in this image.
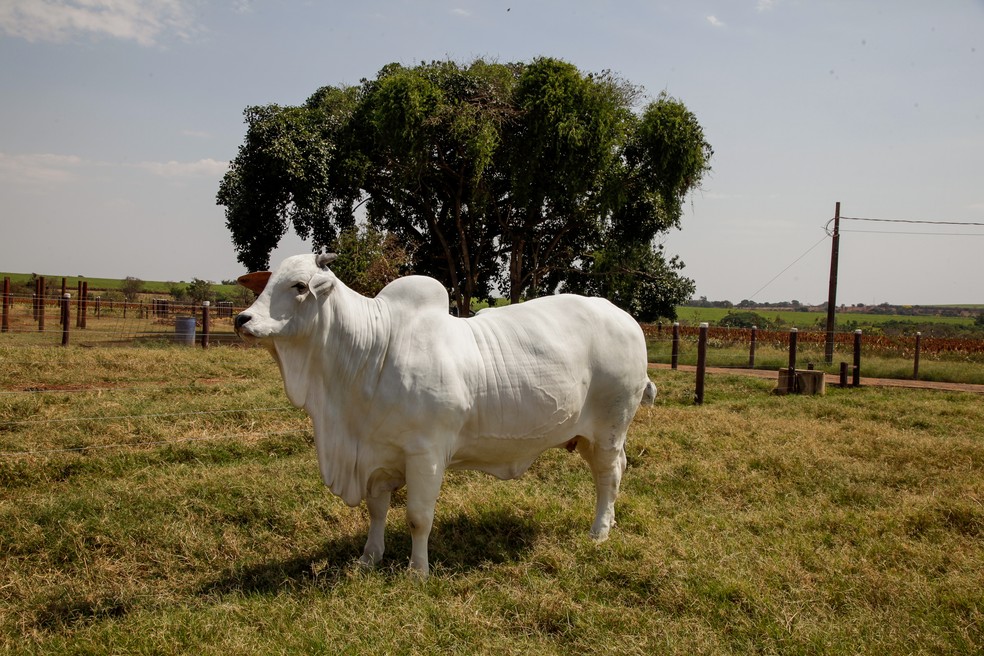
[404,455,445,578]
[359,489,391,567]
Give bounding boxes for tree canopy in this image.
[217,57,711,319]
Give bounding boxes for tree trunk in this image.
[509,237,524,304]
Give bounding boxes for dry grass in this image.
[0,345,982,654]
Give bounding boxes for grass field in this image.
[675,306,978,330]
[1,345,981,654]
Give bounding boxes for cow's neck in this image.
[321,282,389,400]
[293,283,391,506]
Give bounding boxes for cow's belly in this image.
[448,415,585,480]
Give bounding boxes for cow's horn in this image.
[237,271,272,295]
[316,253,339,269]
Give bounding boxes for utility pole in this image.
[824,202,840,364]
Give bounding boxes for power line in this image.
[840,215,984,227]
[746,234,830,301]
[839,229,984,237]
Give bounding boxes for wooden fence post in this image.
[748,325,757,368]
[695,322,708,405]
[839,362,848,388]
[913,332,921,380]
[852,329,862,387]
[788,327,798,386]
[671,322,680,370]
[62,293,71,346]
[81,281,88,329]
[38,276,46,333]
[1,276,8,333]
[201,301,210,349]
[76,282,83,328]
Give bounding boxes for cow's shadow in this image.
[200,508,539,595]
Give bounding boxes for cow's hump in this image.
[376,275,450,313]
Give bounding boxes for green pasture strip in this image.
[676,305,977,328]
[1,348,982,654]
[0,272,239,296]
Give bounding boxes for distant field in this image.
[675,306,977,329]
[0,272,239,297]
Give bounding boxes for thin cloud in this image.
[133,158,228,178]
[451,8,470,17]
[0,152,227,184]
[0,152,84,184]
[706,15,725,28]
[756,0,780,11]
[0,0,196,46]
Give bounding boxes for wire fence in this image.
[641,321,984,391]
[1,291,243,346]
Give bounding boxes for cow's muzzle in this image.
[234,313,252,335]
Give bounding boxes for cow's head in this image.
[234,253,339,343]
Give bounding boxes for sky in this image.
[1,0,981,306]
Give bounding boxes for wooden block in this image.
[796,369,826,395]
[775,369,826,395]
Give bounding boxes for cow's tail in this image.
[640,380,657,406]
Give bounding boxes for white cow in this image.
[236,253,656,577]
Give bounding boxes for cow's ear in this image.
[238,271,271,295]
[308,271,336,299]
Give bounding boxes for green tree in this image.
[185,278,213,305]
[120,276,143,302]
[501,59,633,302]
[563,93,711,320]
[719,311,769,329]
[218,58,711,318]
[216,86,362,270]
[351,60,514,312]
[329,225,410,297]
[167,282,187,303]
[563,241,695,322]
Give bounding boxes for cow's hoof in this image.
[407,563,430,580]
[589,527,611,543]
[357,554,378,569]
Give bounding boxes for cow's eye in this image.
[292,282,307,294]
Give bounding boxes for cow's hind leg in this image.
[359,489,391,567]
[576,434,628,542]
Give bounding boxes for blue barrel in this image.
[174,316,196,346]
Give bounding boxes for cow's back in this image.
[459,294,647,443]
